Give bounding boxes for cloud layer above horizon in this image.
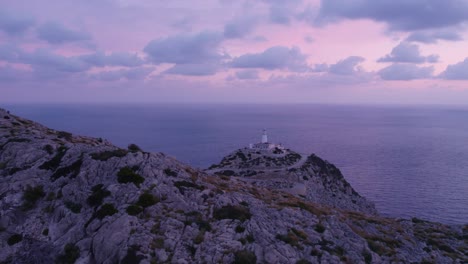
[1,0,468,104]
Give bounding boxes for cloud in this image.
[406,30,463,44]
[164,63,220,76]
[144,31,224,64]
[80,51,144,67]
[0,66,29,82]
[439,58,468,80]
[91,67,154,81]
[37,21,91,44]
[329,56,365,75]
[230,46,309,72]
[378,64,433,80]
[378,42,439,64]
[235,70,259,79]
[21,49,90,72]
[224,16,258,39]
[316,0,468,31]
[311,63,329,72]
[263,0,302,25]
[0,10,35,35]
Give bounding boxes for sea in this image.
[4,103,468,225]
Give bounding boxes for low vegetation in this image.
[39,146,68,171]
[213,205,252,222]
[136,192,158,208]
[22,185,45,210]
[117,166,145,187]
[126,205,143,216]
[163,168,178,177]
[95,203,118,220]
[50,158,83,181]
[7,234,22,246]
[90,149,128,161]
[233,250,257,264]
[64,201,82,213]
[56,243,80,264]
[127,144,142,153]
[87,184,111,207]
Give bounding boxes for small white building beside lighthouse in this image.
[249,129,284,151]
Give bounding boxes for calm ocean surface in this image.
[4,104,468,225]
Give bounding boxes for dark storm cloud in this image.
[37,21,92,44]
[80,52,145,67]
[378,42,439,64]
[406,30,463,44]
[317,0,468,31]
[164,63,220,76]
[144,31,224,64]
[378,64,433,80]
[230,46,309,72]
[329,56,365,75]
[235,70,259,79]
[440,58,468,80]
[0,10,35,35]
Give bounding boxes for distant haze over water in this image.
[4,103,468,225]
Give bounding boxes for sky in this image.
[1,0,468,104]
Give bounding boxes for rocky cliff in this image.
[0,108,466,264]
[206,148,376,215]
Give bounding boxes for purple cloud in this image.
[406,30,463,44]
[0,10,35,35]
[91,67,154,81]
[235,70,259,79]
[230,46,309,72]
[440,58,468,80]
[37,21,91,44]
[144,31,224,64]
[378,64,433,80]
[378,42,439,64]
[164,63,220,76]
[317,0,468,31]
[329,56,365,75]
[80,51,144,67]
[224,16,258,39]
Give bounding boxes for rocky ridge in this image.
[206,147,376,215]
[0,108,467,264]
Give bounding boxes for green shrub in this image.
[90,149,128,161]
[22,185,45,210]
[235,225,246,233]
[314,223,326,233]
[296,259,311,264]
[136,192,158,208]
[117,167,144,187]
[126,205,143,216]
[174,180,204,194]
[64,201,82,213]
[7,234,22,245]
[43,144,54,154]
[246,234,255,243]
[57,131,73,141]
[0,162,6,170]
[42,228,49,236]
[50,158,83,181]
[87,184,111,207]
[95,203,118,220]
[233,250,257,264]
[56,243,80,264]
[128,144,142,153]
[39,146,68,170]
[163,168,178,177]
[213,205,252,222]
[193,230,205,244]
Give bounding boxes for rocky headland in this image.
[0,108,466,263]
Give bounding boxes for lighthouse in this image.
[261,129,268,143]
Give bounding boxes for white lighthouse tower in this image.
[261,129,268,143]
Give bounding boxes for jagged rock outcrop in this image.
[0,108,467,264]
[206,148,376,214]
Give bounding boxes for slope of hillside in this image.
[0,108,466,264]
